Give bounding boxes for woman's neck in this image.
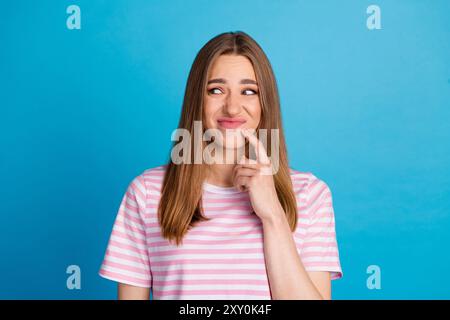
[206,164,236,187]
[204,142,248,187]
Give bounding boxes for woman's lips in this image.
[217,118,247,129]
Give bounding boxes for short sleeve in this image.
[296,176,343,280]
[99,174,152,287]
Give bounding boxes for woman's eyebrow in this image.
[240,79,258,85]
[207,78,258,85]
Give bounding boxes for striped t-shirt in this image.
[99,165,342,299]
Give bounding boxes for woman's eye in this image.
[208,88,222,94]
[243,89,258,95]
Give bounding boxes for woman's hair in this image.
[158,31,298,245]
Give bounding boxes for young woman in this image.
[99,31,342,300]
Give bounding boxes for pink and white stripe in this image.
[99,165,342,299]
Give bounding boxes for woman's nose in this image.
[223,92,242,116]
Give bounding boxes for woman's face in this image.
[203,54,262,149]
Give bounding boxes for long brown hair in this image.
[158,31,298,245]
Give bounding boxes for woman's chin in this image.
[216,137,246,150]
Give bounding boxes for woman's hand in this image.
[232,129,285,222]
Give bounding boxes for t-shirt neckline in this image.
[202,181,243,194]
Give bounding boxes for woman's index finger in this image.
[241,129,271,164]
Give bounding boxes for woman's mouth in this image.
[217,117,247,129]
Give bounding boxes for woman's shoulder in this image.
[141,164,168,179]
[128,164,168,195]
[289,168,333,200]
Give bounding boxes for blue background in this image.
[1,0,449,299]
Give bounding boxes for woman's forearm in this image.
[261,207,324,300]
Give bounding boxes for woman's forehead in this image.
[208,55,256,81]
